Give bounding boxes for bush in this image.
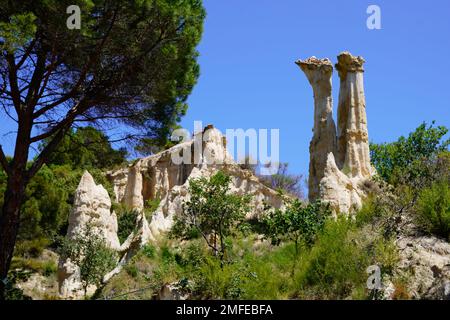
[294,217,370,299]
[125,265,139,278]
[261,200,330,248]
[116,208,138,244]
[141,244,156,259]
[415,180,450,240]
[14,238,51,258]
[144,199,160,222]
[60,221,117,298]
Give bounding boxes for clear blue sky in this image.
[1,0,449,180]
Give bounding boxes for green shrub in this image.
[373,238,399,275]
[60,221,118,298]
[4,269,32,300]
[125,264,138,278]
[43,261,57,277]
[294,217,370,299]
[14,238,51,258]
[416,180,450,240]
[261,200,330,248]
[117,208,138,244]
[141,244,156,259]
[370,122,449,187]
[161,245,175,264]
[144,199,160,222]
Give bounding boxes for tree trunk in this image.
[0,173,27,299]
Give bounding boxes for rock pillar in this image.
[296,57,337,201]
[335,52,372,178]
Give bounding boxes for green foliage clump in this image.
[294,216,398,300]
[19,166,72,245]
[116,207,138,244]
[261,200,330,248]
[416,180,450,240]
[294,217,369,299]
[144,198,160,222]
[170,171,251,263]
[60,222,117,298]
[370,122,449,188]
[0,12,36,53]
[4,270,32,300]
[370,122,449,238]
[42,127,128,170]
[141,244,156,259]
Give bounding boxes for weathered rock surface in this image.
[396,235,450,299]
[66,171,120,250]
[394,216,450,300]
[335,52,372,177]
[107,125,285,240]
[297,52,374,214]
[158,282,192,300]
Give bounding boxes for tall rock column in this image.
[296,57,337,201]
[335,52,372,178]
[58,171,120,298]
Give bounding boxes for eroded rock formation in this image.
[58,171,120,298]
[59,126,285,298]
[297,52,374,214]
[295,57,337,201]
[107,125,284,240]
[335,52,372,177]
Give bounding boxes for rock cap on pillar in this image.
[335,51,365,78]
[295,57,333,82]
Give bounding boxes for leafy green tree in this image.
[0,0,205,296]
[170,171,251,265]
[370,122,449,188]
[42,127,127,169]
[60,221,117,298]
[19,166,71,242]
[261,200,330,259]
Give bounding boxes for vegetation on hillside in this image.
[3,122,449,300]
[100,122,448,300]
[0,0,205,298]
[370,122,449,240]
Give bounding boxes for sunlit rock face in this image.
[298,52,375,214]
[107,125,285,240]
[335,52,373,178]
